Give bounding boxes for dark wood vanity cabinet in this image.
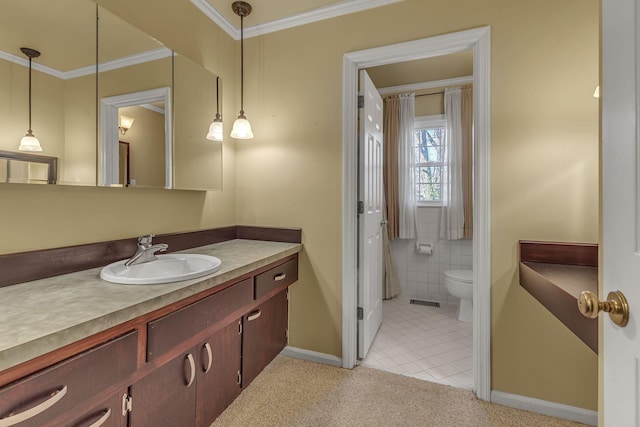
[195,320,243,427]
[55,389,129,427]
[0,331,137,427]
[242,290,289,387]
[0,253,298,427]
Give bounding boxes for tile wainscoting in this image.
[390,207,472,304]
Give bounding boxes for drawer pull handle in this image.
[185,353,196,387]
[274,273,287,281]
[0,385,67,427]
[247,310,262,321]
[203,342,213,373]
[87,409,112,427]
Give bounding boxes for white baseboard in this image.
[280,346,343,367]
[491,390,597,426]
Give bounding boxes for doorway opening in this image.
[341,27,491,401]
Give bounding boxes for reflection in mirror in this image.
[1,1,223,190]
[0,150,58,184]
[174,55,223,190]
[97,6,172,189]
[0,0,96,185]
[100,87,171,188]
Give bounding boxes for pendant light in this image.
[230,1,254,139]
[206,76,224,141]
[18,47,43,152]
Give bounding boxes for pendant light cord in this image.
[239,14,245,116]
[27,56,32,133]
[216,76,220,115]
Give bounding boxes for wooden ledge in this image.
[519,241,598,353]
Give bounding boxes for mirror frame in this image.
[0,150,58,184]
[100,86,172,188]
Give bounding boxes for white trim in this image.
[140,103,166,115]
[94,48,172,77]
[99,87,173,189]
[190,0,238,39]
[280,346,343,367]
[342,27,491,402]
[378,76,473,96]
[414,114,446,128]
[0,48,172,80]
[191,0,402,39]
[491,391,597,426]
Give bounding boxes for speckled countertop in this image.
[0,239,302,372]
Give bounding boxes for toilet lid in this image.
[444,269,473,283]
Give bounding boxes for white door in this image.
[601,0,640,423]
[357,70,384,359]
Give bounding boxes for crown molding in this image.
[191,0,403,40]
[0,47,172,80]
[190,0,238,39]
[0,51,67,79]
[377,75,473,95]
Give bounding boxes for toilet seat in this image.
[444,269,473,284]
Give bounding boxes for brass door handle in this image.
[578,290,629,327]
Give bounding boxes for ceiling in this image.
[191,0,403,39]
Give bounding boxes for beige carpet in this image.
[212,356,588,427]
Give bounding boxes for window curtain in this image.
[441,85,473,240]
[461,85,473,239]
[397,94,416,239]
[382,94,416,299]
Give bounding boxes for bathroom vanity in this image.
[0,233,301,426]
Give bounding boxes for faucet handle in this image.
[138,234,155,245]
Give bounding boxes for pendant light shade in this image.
[231,1,253,140]
[207,115,224,141]
[18,47,42,152]
[230,114,253,139]
[206,76,224,141]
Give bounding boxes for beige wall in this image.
[235,0,599,411]
[0,0,599,413]
[118,105,166,188]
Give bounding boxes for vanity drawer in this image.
[255,257,298,299]
[0,331,137,427]
[147,278,253,361]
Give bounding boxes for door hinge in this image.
[357,307,364,320]
[122,393,133,415]
[358,201,364,214]
[237,370,242,386]
[285,328,289,345]
[238,321,243,335]
[286,289,290,301]
[358,95,364,108]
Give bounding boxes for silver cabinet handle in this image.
[87,409,112,427]
[0,385,67,427]
[247,310,262,321]
[274,273,287,281]
[185,353,195,387]
[202,343,213,373]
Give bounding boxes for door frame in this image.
[341,26,491,401]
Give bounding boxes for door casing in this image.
[341,26,491,401]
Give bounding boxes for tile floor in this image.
[360,296,473,390]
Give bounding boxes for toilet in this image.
[444,269,474,322]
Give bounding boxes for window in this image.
[414,115,446,204]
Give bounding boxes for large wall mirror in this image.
[0,0,222,190]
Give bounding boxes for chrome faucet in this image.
[125,234,168,267]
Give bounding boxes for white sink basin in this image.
[100,254,222,285]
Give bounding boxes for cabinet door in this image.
[48,389,129,427]
[130,348,197,427]
[242,291,288,387]
[0,331,137,427]
[195,320,242,427]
